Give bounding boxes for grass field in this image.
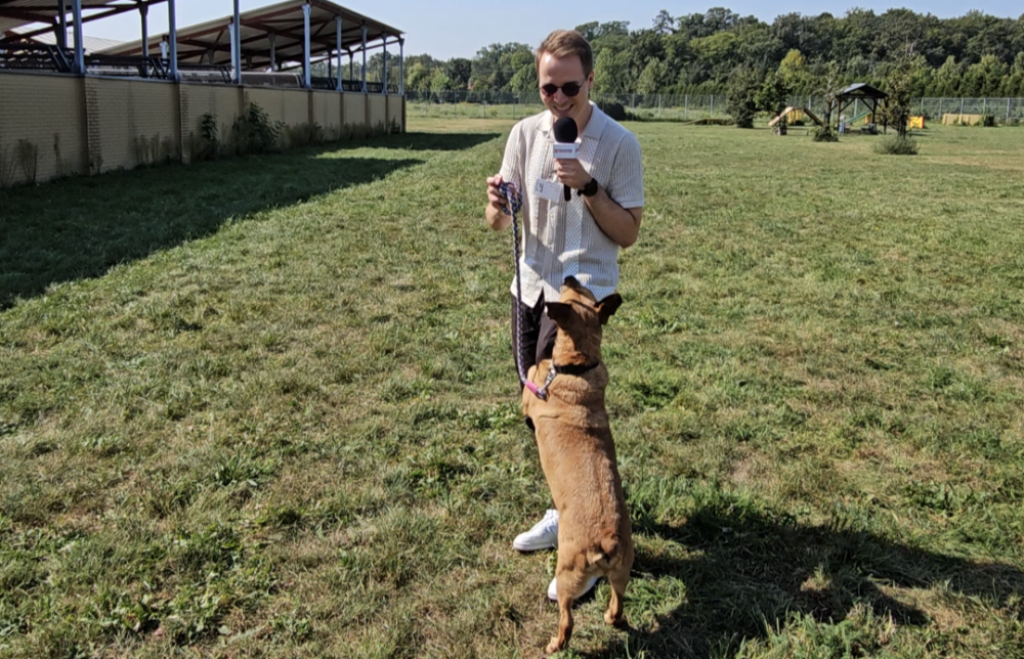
[1,118,1023,659]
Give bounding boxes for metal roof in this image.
[13,28,123,52]
[0,0,156,40]
[838,83,888,99]
[98,0,402,70]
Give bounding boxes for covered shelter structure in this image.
[98,0,404,91]
[827,83,889,134]
[0,0,405,187]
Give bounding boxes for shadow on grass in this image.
[0,132,504,309]
[587,499,1024,658]
[364,131,501,151]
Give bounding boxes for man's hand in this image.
[486,174,508,211]
[485,173,511,231]
[554,158,591,191]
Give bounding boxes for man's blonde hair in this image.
[536,29,594,77]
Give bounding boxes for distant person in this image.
[483,28,645,601]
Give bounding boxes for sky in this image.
[80,0,1023,61]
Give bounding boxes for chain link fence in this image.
[405,90,1024,124]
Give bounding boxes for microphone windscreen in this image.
[553,117,578,143]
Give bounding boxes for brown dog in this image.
[521,276,633,655]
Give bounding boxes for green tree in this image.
[883,46,916,137]
[406,62,432,92]
[726,65,763,128]
[508,62,537,93]
[593,48,630,94]
[429,70,451,95]
[932,55,964,96]
[961,54,1008,96]
[756,69,792,116]
[636,59,668,95]
[445,58,472,90]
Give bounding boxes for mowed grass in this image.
[1,119,1023,658]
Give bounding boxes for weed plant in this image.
[874,135,920,155]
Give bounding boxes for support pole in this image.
[269,33,276,71]
[228,23,237,78]
[140,3,149,77]
[167,0,178,81]
[303,3,312,89]
[361,23,367,93]
[336,16,343,91]
[56,0,68,50]
[399,38,404,95]
[382,34,388,94]
[71,0,84,74]
[233,0,241,84]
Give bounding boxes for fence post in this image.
[710,95,714,116]
[684,94,688,119]
[982,97,987,115]
[1008,97,1012,122]
[938,97,942,120]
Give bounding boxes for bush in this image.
[810,125,838,142]
[873,135,919,155]
[596,100,628,122]
[231,103,281,155]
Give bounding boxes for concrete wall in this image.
[344,92,366,131]
[0,73,87,186]
[180,84,244,162]
[0,71,406,187]
[368,95,387,131]
[85,77,182,173]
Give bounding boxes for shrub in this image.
[810,125,838,142]
[726,66,761,128]
[196,113,220,160]
[596,100,628,122]
[231,103,280,155]
[873,135,919,155]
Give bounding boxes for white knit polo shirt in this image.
[500,103,645,307]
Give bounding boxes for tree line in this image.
[394,7,1024,98]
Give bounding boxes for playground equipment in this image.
[769,106,824,127]
[827,83,889,134]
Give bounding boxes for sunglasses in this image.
[540,81,585,97]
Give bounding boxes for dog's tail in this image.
[588,532,623,571]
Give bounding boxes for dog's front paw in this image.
[604,610,627,627]
[545,637,563,655]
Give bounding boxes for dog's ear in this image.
[596,293,622,325]
[545,302,573,324]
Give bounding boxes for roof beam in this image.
[11,2,142,40]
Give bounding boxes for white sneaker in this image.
[547,575,598,601]
[512,509,559,552]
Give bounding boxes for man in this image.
[484,29,645,601]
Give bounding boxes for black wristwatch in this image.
[578,177,599,197]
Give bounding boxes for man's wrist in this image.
[578,177,599,197]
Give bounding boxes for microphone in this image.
[552,117,578,202]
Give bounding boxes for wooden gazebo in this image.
[828,83,889,133]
